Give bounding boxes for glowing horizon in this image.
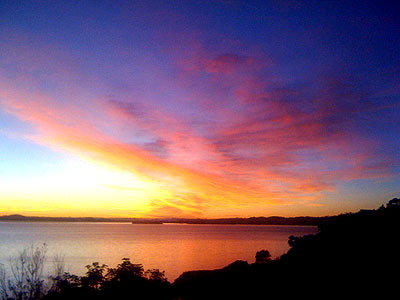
[0,1,399,218]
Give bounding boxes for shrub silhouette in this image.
[255,250,271,264]
[387,197,400,208]
[81,262,108,289]
[0,244,48,300]
[44,258,173,300]
[106,258,143,280]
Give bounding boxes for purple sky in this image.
[0,1,399,218]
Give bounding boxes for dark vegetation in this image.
[1,198,399,299]
[175,198,400,299]
[44,259,172,300]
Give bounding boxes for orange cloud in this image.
[0,80,291,217]
[0,40,395,218]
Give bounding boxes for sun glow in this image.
[59,159,149,190]
[0,157,172,217]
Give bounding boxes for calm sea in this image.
[0,222,317,281]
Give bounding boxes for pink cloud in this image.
[0,35,396,217]
[203,54,253,74]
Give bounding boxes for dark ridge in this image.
[0,215,326,226]
[168,216,326,226]
[0,215,134,223]
[174,198,400,299]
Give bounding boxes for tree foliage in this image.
[0,244,48,300]
[44,258,172,300]
[255,250,271,264]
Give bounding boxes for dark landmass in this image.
[156,216,326,226]
[0,214,327,226]
[2,198,399,299]
[0,214,135,223]
[174,198,400,299]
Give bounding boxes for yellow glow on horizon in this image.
[0,158,174,217]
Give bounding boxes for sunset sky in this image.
[0,1,399,218]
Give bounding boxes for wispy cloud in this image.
[0,24,398,217]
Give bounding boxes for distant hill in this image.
[0,214,327,226]
[0,214,134,223]
[135,216,328,226]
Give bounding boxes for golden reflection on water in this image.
[0,222,317,281]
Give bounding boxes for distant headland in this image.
[0,214,329,226]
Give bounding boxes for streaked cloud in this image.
[0,1,399,217]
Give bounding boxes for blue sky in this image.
[0,0,399,217]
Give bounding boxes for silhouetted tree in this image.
[255,250,271,264]
[387,198,400,208]
[81,262,107,289]
[105,258,143,281]
[0,244,48,300]
[145,269,168,282]
[45,258,174,300]
[0,263,8,299]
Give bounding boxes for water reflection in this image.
[0,222,317,280]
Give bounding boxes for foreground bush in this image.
[0,244,49,300]
[44,258,173,300]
